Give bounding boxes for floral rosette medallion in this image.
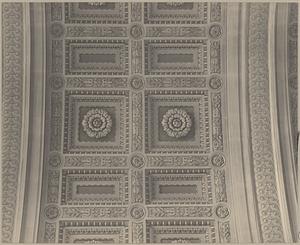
[161,108,192,138]
[82,108,112,139]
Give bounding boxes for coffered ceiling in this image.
[38,2,229,243]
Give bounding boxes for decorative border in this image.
[248,3,284,242]
[1,3,24,242]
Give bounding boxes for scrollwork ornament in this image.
[209,76,222,90]
[215,205,230,219]
[130,205,146,220]
[50,22,65,38]
[209,24,223,39]
[48,152,62,168]
[45,205,60,220]
[130,75,145,90]
[211,153,225,168]
[50,75,64,90]
[129,23,144,40]
[130,153,146,169]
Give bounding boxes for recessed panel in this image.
[61,169,129,205]
[145,169,213,205]
[65,3,129,24]
[145,40,208,75]
[65,40,129,75]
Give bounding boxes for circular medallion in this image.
[50,22,65,38]
[288,23,298,39]
[130,154,146,169]
[45,205,60,220]
[130,75,145,90]
[211,153,225,168]
[82,108,112,139]
[216,205,230,219]
[129,24,144,40]
[48,152,62,168]
[209,24,222,39]
[161,108,192,138]
[209,76,222,90]
[50,75,64,90]
[130,205,146,220]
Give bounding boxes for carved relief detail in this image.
[132,92,143,152]
[131,3,142,22]
[132,222,144,243]
[50,3,63,21]
[66,26,127,38]
[51,40,63,73]
[131,170,144,203]
[131,40,143,74]
[65,77,128,89]
[248,4,284,242]
[147,155,209,167]
[47,170,60,204]
[210,3,222,22]
[2,3,24,242]
[210,40,221,73]
[146,77,207,88]
[44,222,56,243]
[62,207,128,219]
[214,169,227,203]
[219,221,231,243]
[148,206,213,218]
[212,92,223,151]
[50,92,62,151]
[64,156,128,168]
[146,26,206,37]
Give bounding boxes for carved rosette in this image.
[161,108,192,138]
[50,22,65,38]
[45,205,61,220]
[48,152,62,168]
[50,75,64,90]
[215,205,230,219]
[129,205,146,220]
[130,153,146,169]
[130,75,145,90]
[81,108,112,138]
[211,153,225,168]
[209,76,222,90]
[209,24,223,39]
[129,23,144,40]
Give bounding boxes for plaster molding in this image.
[274,3,298,241]
[226,3,252,242]
[19,3,46,243]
